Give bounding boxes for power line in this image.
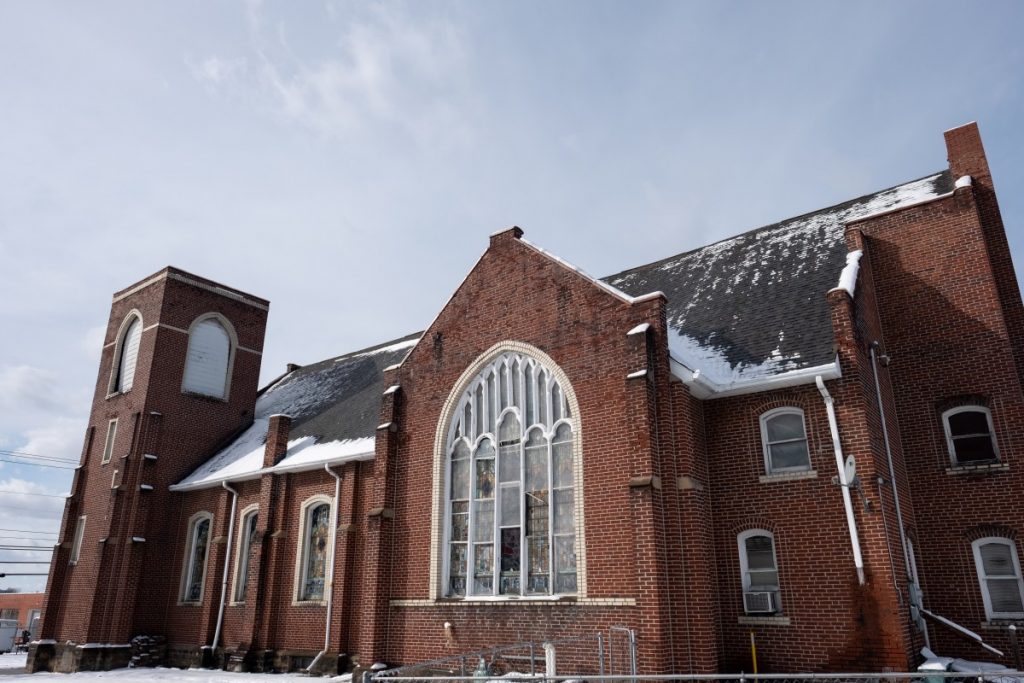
[0,457,78,470]
[0,573,48,577]
[0,546,54,551]
[0,490,67,499]
[0,448,76,463]
[0,561,51,564]
[0,529,57,537]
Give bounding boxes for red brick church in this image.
[30,123,1024,674]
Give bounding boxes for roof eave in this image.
[168,450,378,492]
[669,354,842,399]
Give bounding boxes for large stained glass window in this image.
[445,352,578,597]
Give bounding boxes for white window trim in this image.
[69,515,87,564]
[942,406,999,466]
[230,504,259,605]
[759,407,811,474]
[101,419,118,465]
[429,341,588,602]
[107,310,143,397]
[180,312,238,401]
[971,537,1024,620]
[293,494,333,605]
[178,511,214,605]
[439,349,581,600]
[738,528,781,614]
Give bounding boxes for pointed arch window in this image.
[183,316,232,399]
[179,512,213,604]
[109,313,142,394]
[232,506,259,604]
[445,352,577,598]
[296,498,332,602]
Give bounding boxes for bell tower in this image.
[32,267,269,672]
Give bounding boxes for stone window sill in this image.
[946,462,1009,476]
[739,615,791,626]
[759,470,817,484]
[981,620,1024,630]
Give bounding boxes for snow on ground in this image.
[0,661,353,681]
[0,653,26,670]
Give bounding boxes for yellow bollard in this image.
[750,631,758,682]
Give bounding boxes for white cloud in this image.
[20,418,86,462]
[0,365,61,413]
[190,55,248,87]
[197,3,470,145]
[80,324,106,364]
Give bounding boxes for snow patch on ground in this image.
[0,664,353,681]
[0,652,26,670]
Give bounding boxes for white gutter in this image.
[670,355,842,399]
[308,463,342,672]
[169,451,374,492]
[816,376,866,585]
[211,481,238,655]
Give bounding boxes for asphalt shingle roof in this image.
[177,170,955,487]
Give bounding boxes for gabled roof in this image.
[603,170,954,388]
[172,333,420,490]
[174,169,956,488]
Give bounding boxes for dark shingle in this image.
[603,171,952,383]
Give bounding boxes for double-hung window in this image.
[738,529,781,614]
[760,408,811,474]
[943,407,998,465]
[972,537,1024,620]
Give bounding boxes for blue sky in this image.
[1,1,1022,591]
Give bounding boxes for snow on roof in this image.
[176,170,959,489]
[174,333,420,490]
[606,170,953,385]
[520,237,662,304]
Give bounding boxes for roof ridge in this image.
[601,169,949,284]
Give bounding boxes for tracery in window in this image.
[180,513,212,603]
[760,408,811,474]
[445,352,577,598]
[298,501,331,602]
[182,316,233,399]
[943,406,998,465]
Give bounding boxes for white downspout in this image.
[211,481,238,655]
[308,463,342,672]
[816,376,866,585]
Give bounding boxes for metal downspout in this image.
[869,343,912,575]
[870,342,930,649]
[308,463,342,672]
[816,376,866,585]
[211,481,239,655]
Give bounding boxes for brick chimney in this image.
[264,414,292,467]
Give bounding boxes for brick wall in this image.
[35,124,1024,674]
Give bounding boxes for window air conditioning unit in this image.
[743,591,777,614]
